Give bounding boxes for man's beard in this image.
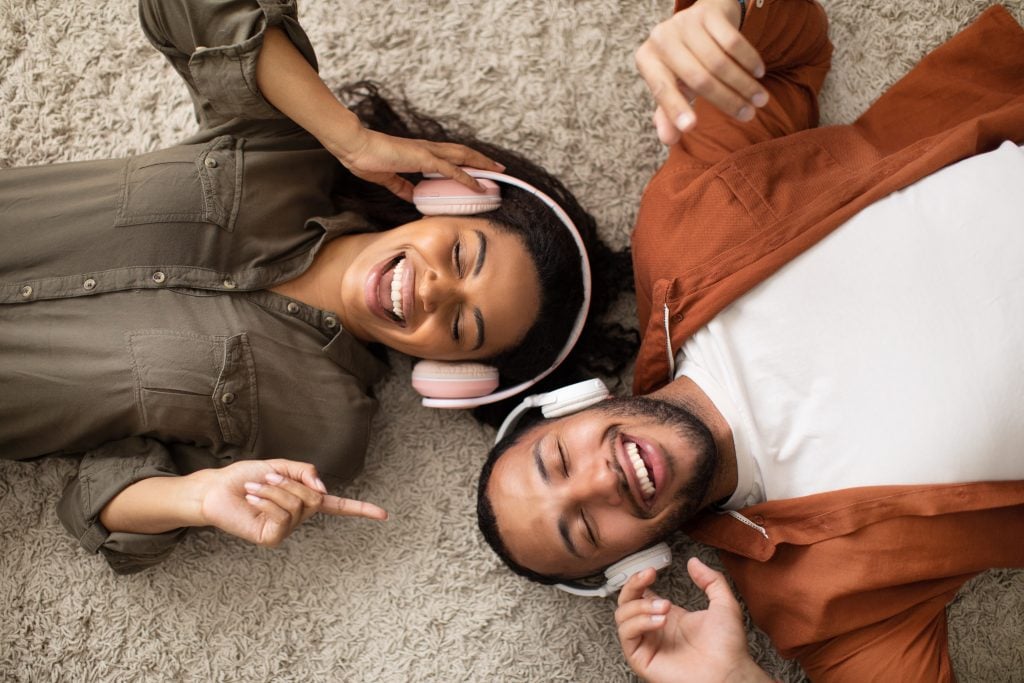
[599,395,718,541]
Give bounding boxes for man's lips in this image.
[615,432,665,513]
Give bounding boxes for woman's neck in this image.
[269,232,375,319]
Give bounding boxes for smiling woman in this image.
[0,0,633,574]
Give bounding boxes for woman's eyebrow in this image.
[473,229,487,276]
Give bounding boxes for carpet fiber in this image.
[2,1,1022,681]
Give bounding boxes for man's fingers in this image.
[617,612,668,646]
[320,495,389,521]
[618,567,659,605]
[653,106,681,145]
[705,9,765,82]
[615,596,672,626]
[637,44,698,133]
[679,24,759,120]
[687,557,739,609]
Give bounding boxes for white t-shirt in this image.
[677,141,1024,508]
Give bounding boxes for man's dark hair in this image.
[476,419,575,585]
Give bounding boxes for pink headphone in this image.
[409,169,592,409]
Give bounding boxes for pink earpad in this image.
[411,360,500,399]
[413,178,501,216]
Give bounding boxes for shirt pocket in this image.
[128,330,258,453]
[114,135,243,231]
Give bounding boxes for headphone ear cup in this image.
[540,378,611,418]
[413,178,501,216]
[411,360,500,399]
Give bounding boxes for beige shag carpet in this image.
[2,1,1023,681]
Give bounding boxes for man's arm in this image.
[635,0,831,153]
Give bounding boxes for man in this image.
[476,0,1024,680]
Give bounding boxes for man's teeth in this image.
[390,258,405,320]
[626,441,655,498]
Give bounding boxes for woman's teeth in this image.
[390,258,406,320]
[626,441,655,499]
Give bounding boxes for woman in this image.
[0,0,632,573]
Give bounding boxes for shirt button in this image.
[221,392,236,404]
[152,271,166,284]
[671,313,683,322]
[324,316,338,329]
[20,285,33,298]
[223,278,237,289]
[286,302,300,314]
[83,278,97,291]
[204,157,218,169]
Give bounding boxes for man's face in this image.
[486,397,717,578]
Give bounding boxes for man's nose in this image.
[565,459,623,506]
[418,271,457,313]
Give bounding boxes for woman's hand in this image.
[328,128,505,203]
[615,558,771,683]
[194,459,388,547]
[635,0,768,145]
[255,26,503,202]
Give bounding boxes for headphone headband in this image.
[419,169,593,409]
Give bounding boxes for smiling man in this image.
[477,0,1024,680]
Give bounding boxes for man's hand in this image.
[194,459,388,547]
[635,0,768,144]
[615,558,771,683]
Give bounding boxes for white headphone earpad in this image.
[540,378,611,418]
[411,360,500,399]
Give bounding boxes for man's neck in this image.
[649,376,738,509]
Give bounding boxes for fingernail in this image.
[495,162,507,171]
[652,599,668,610]
[245,494,261,505]
[265,472,284,485]
[651,615,666,625]
[752,91,769,107]
[675,112,695,131]
[244,481,261,493]
[755,64,766,79]
[314,478,327,493]
[737,106,754,121]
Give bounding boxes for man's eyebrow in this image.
[558,517,582,558]
[534,439,583,558]
[473,230,486,276]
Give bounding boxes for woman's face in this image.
[339,216,541,361]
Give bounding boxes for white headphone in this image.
[409,169,592,409]
[494,378,674,597]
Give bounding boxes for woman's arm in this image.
[100,458,387,545]
[255,26,504,201]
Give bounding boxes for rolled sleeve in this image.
[138,0,319,127]
[56,437,188,575]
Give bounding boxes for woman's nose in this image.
[419,271,457,313]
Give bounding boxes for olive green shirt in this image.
[0,0,387,573]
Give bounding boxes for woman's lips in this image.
[365,254,408,326]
